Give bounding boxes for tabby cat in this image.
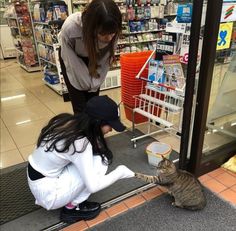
[135,156,206,210]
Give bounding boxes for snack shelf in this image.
[18,62,41,72]
[4,1,41,72]
[43,79,63,95]
[39,57,56,66]
[30,0,69,99]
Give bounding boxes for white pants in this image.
[27,156,108,210]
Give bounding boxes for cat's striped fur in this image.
[135,156,206,210]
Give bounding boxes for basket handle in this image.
[135,49,156,80]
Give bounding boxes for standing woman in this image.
[59,0,122,114]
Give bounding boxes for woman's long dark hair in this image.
[82,0,122,78]
[37,113,113,165]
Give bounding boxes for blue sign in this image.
[218,30,228,46]
[177,4,193,23]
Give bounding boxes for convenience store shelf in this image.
[18,62,42,72]
[36,40,54,47]
[43,79,63,95]
[39,57,57,66]
[122,29,165,35]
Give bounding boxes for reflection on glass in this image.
[204,52,236,155]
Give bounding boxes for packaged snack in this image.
[60,5,68,20]
[136,6,144,20]
[53,5,61,20]
[144,6,151,19]
[33,3,40,21]
[127,6,135,21]
[129,21,137,32]
[46,7,53,22]
[40,4,46,22]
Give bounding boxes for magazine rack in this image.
[131,49,185,148]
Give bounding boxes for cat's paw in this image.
[135,172,143,178]
[172,202,183,208]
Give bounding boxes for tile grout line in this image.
[1,118,25,161]
[211,171,236,189]
[200,169,236,205]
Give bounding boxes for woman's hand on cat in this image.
[116,165,135,178]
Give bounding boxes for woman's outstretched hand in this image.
[116,165,135,178]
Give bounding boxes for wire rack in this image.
[131,50,186,147]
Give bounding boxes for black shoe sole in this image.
[60,207,101,224]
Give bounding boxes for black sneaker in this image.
[60,201,101,224]
[79,200,101,212]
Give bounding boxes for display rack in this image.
[131,49,185,147]
[30,0,69,97]
[4,0,41,72]
[115,0,177,57]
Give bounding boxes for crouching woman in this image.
[27,95,134,223]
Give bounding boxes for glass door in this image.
[182,0,236,176]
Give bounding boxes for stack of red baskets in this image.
[120,51,152,123]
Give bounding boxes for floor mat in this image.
[90,130,178,203]
[0,130,178,228]
[0,162,40,225]
[91,189,236,231]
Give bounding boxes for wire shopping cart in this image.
[131,49,186,148]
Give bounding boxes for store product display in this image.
[32,0,68,90]
[131,47,186,146]
[4,1,40,71]
[4,0,181,92]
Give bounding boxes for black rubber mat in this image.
[90,130,179,203]
[0,130,178,228]
[0,162,40,225]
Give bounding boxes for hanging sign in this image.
[221,3,236,22]
[180,34,190,62]
[179,36,203,64]
[217,22,233,50]
[176,4,193,23]
[165,22,186,33]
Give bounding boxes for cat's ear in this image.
[161,155,165,160]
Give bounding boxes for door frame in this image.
[181,0,236,176]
